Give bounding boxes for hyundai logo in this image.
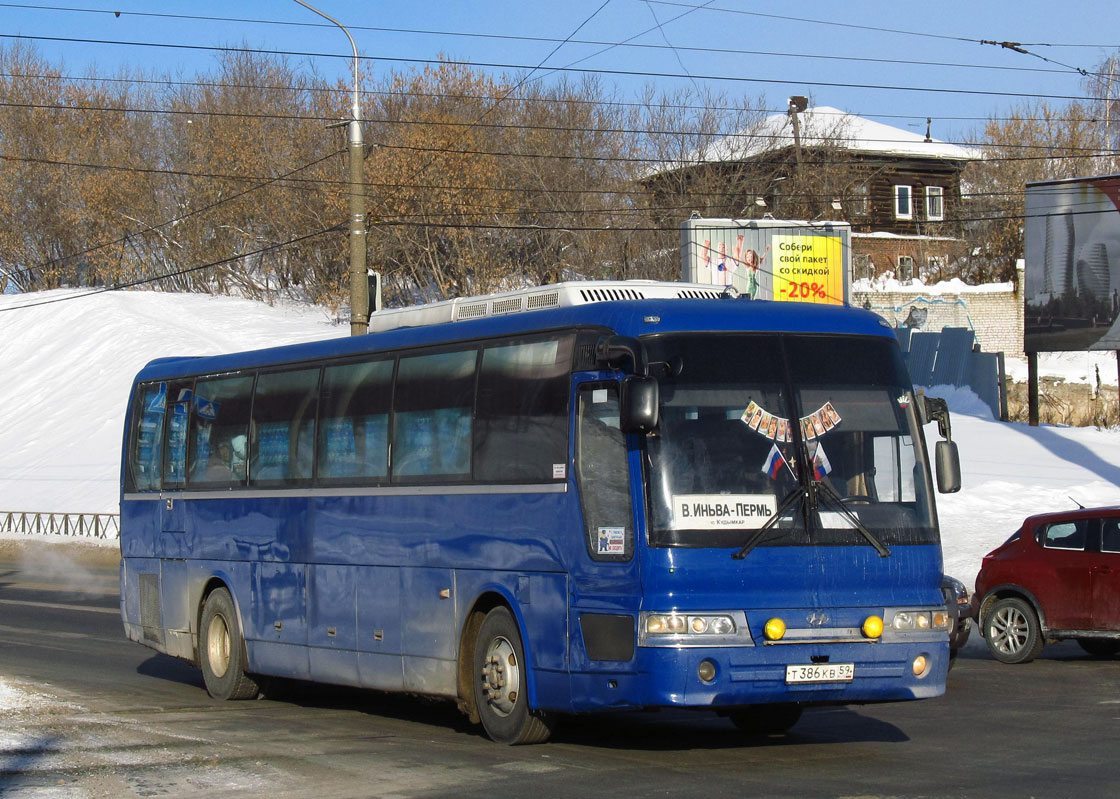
[806,611,830,627]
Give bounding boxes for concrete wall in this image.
[852,280,1024,356]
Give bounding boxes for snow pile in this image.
[2,288,1120,589]
[0,289,340,515]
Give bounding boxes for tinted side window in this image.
[393,349,477,481]
[188,375,254,487]
[475,336,572,482]
[1040,520,1086,550]
[251,368,320,485]
[128,382,166,491]
[319,359,393,481]
[1102,518,1120,553]
[163,380,194,487]
[575,384,634,561]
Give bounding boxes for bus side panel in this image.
[401,566,458,695]
[158,558,193,660]
[190,497,311,564]
[357,565,404,691]
[308,563,359,686]
[121,499,159,559]
[245,560,310,680]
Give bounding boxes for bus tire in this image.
[473,606,553,745]
[727,703,803,736]
[199,587,260,701]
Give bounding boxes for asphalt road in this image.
[2,542,1120,798]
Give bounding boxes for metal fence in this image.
[0,511,120,540]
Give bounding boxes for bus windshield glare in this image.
[644,333,936,549]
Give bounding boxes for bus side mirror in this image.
[935,440,961,494]
[621,376,659,434]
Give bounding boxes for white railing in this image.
[0,511,120,540]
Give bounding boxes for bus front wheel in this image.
[199,587,260,701]
[473,606,553,745]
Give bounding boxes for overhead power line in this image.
[0,33,1100,104]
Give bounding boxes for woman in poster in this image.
[742,245,770,299]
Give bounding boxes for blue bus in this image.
[120,280,961,744]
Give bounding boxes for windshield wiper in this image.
[813,480,891,558]
[732,486,807,560]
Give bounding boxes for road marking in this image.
[0,597,119,615]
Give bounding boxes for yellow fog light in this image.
[698,659,717,683]
[862,615,884,639]
[912,654,929,677]
[764,618,786,641]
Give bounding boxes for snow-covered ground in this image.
[2,287,1119,592]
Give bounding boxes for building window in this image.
[850,183,870,217]
[927,255,947,279]
[926,186,944,221]
[894,186,913,220]
[897,256,914,282]
[853,253,873,280]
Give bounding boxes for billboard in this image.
[681,218,850,305]
[1024,175,1120,353]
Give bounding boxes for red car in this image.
[974,506,1120,664]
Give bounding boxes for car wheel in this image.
[473,606,554,745]
[199,587,260,700]
[983,597,1044,664]
[727,703,803,736]
[1077,639,1120,658]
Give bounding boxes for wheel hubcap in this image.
[207,613,231,678]
[480,635,520,717]
[991,607,1028,654]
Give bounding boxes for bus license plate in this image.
[785,663,854,684]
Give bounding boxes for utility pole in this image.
[293,1,368,335]
[788,95,808,172]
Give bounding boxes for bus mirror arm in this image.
[595,335,648,376]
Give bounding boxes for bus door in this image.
[570,380,642,665]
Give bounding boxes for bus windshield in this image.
[644,333,936,549]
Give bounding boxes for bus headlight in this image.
[644,614,735,636]
[639,612,746,646]
[888,610,951,632]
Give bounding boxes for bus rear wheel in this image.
[473,606,553,745]
[199,587,260,701]
[727,704,803,736]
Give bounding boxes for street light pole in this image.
[293,0,368,335]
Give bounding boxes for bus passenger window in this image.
[575,385,634,560]
[188,375,254,486]
[475,336,572,482]
[163,380,194,487]
[129,382,166,491]
[393,349,477,481]
[319,359,393,481]
[251,368,319,485]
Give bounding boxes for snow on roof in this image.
[655,106,978,174]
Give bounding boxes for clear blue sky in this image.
[2,0,1117,143]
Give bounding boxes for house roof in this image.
[654,106,978,175]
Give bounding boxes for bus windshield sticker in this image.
[671,494,778,530]
[592,389,608,404]
[553,463,567,479]
[596,526,625,555]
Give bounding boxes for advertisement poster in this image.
[680,218,849,306]
[1024,175,1120,353]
